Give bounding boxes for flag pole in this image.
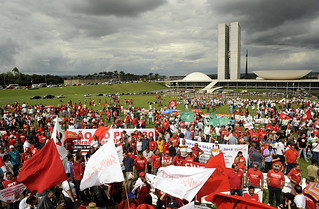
[123,180,130,209]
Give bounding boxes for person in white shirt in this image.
[294,185,306,209]
[62,173,76,209]
[275,138,285,165]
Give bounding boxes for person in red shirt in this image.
[20,147,33,163]
[115,116,121,128]
[118,192,139,209]
[134,152,147,177]
[161,151,172,167]
[284,145,299,174]
[228,163,244,196]
[172,150,183,166]
[245,163,264,190]
[2,172,18,188]
[73,155,84,199]
[132,116,139,129]
[243,186,259,202]
[234,157,246,173]
[184,150,195,163]
[191,143,203,162]
[148,138,157,152]
[287,164,302,195]
[151,149,161,175]
[170,134,179,147]
[137,172,152,204]
[267,164,285,207]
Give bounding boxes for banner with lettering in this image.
[80,138,124,191]
[218,144,248,168]
[0,184,26,203]
[154,166,215,202]
[68,128,155,151]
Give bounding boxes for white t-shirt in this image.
[294,194,306,209]
[62,180,76,198]
[275,142,285,155]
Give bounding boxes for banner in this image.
[80,138,124,191]
[0,184,26,203]
[154,166,214,202]
[69,128,155,151]
[51,117,68,160]
[218,144,249,168]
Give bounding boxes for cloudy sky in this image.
[1,0,319,76]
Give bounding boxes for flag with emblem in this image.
[51,117,68,160]
[301,109,312,122]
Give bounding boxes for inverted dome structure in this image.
[253,70,311,80]
[183,72,212,82]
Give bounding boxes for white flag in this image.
[80,139,124,191]
[154,166,215,202]
[51,117,68,160]
[179,201,195,209]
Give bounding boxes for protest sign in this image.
[218,144,249,168]
[69,128,155,151]
[0,184,26,203]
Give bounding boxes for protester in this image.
[287,164,302,195]
[243,186,259,202]
[294,185,306,209]
[285,145,299,175]
[267,164,285,207]
[245,162,264,190]
[228,163,244,196]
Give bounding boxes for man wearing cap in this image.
[118,192,138,209]
[162,151,172,167]
[8,145,20,176]
[20,147,33,163]
[228,163,244,196]
[267,164,285,207]
[136,172,152,204]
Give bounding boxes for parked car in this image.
[43,94,55,99]
[30,96,41,100]
[57,95,66,98]
[96,93,103,96]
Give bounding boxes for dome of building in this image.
[182,72,212,82]
[253,70,311,80]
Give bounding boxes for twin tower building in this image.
[218,22,241,80]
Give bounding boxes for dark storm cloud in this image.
[71,0,167,17]
[0,39,19,68]
[211,0,319,47]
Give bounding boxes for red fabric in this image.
[90,126,110,142]
[17,139,67,193]
[151,154,161,169]
[205,193,274,209]
[73,161,84,181]
[168,100,177,108]
[279,112,291,120]
[196,153,230,202]
[301,109,312,122]
[285,149,299,163]
[172,155,183,166]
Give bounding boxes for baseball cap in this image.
[127,192,136,199]
[9,145,14,149]
[165,150,169,154]
[139,172,145,177]
[167,200,179,209]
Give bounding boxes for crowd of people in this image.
[0,96,318,208]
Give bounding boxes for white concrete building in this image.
[218,22,241,80]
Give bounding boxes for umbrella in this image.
[304,182,319,201]
[191,109,203,114]
[162,109,177,114]
[64,131,80,140]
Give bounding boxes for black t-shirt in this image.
[297,137,307,148]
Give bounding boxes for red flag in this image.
[196,153,230,202]
[301,109,312,122]
[279,112,290,120]
[89,126,110,142]
[17,139,67,193]
[168,100,177,108]
[205,192,274,209]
